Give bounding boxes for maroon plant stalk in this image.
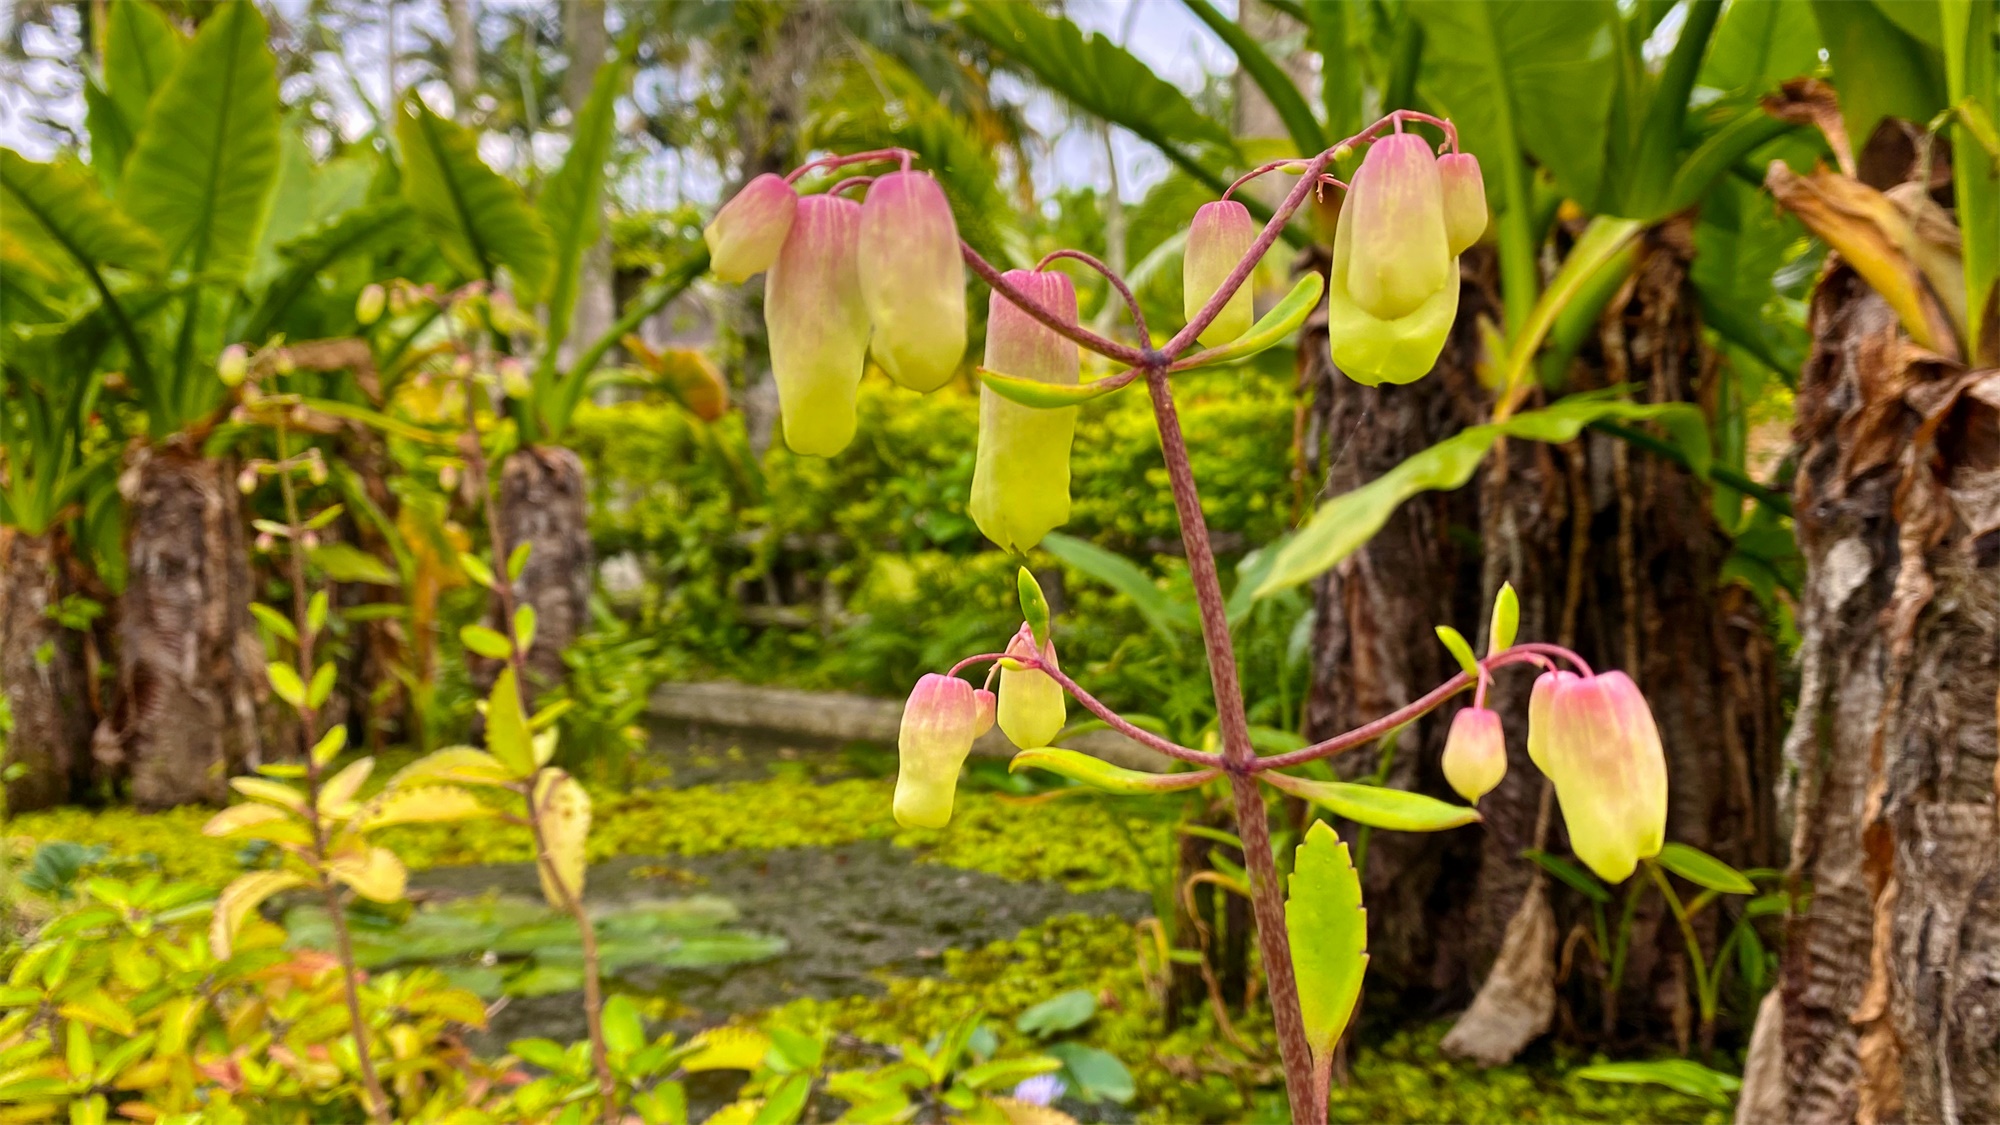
[271,426,392,1125]
[961,244,1153,367]
[785,147,915,184]
[1035,249,1150,340]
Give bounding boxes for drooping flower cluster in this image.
[1527,670,1668,883]
[1324,135,1486,386]
[893,672,996,829]
[704,169,967,456]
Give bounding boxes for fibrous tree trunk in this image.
[1301,230,1783,1048]
[110,442,262,808]
[0,528,94,811]
[492,445,592,700]
[1767,260,1999,1124]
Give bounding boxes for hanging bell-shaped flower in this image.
[1438,153,1488,256]
[997,623,1066,750]
[894,673,980,828]
[1525,669,1575,775]
[1441,705,1506,803]
[1183,200,1257,346]
[705,173,798,284]
[1535,671,1669,883]
[858,171,967,393]
[766,194,869,456]
[969,271,1079,553]
[1325,134,1460,386]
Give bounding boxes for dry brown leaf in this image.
[1439,880,1556,1066]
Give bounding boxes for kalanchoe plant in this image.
[704,115,1680,1124]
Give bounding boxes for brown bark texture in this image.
[1300,232,1783,1045]
[108,442,262,807]
[0,528,94,811]
[492,445,593,699]
[1775,258,2000,1124]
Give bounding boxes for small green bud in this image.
[997,623,1065,750]
[218,344,249,387]
[356,283,386,326]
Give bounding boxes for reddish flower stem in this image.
[960,243,1153,367]
[1036,248,1149,340]
[1032,661,1223,769]
[827,175,875,197]
[785,147,915,184]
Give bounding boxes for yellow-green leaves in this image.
[1008,749,1217,794]
[330,846,407,903]
[213,870,306,959]
[1434,625,1481,680]
[1261,772,1481,832]
[532,770,591,908]
[1286,822,1367,1094]
[485,667,536,778]
[1017,568,1051,647]
[1173,273,1324,370]
[1488,582,1519,654]
[460,624,513,660]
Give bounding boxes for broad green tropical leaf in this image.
[1809,0,1947,147]
[1041,532,1194,644]
[1655,842,1757,895]
[396,98,554,293]
[1286,821,1368,1077]
[103,0,184,134]
[1008,749,1218,794]
[942,0,1239,194]
[1263,773,1482,831]
[1700,0,1822,94]
[121,0,281,282]
[0,151,164,275]
[81,81,135,188]
[1256,396,1709,596]
[536,56,628,341]
[1412,1,1620,212]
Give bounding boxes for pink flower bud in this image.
[997,623,1065,750]
[766,194,870,456]
[1538,671,1669,883]
[973,689,996,737]
[1324,188,1459,387]
[894,673,979,828]
[218,344,249,387]
[1345,134,1451,321]
[858,172,967,392]
[1438,153,1487,256]
[970,271,1079,552]
[1441,705,1506,803]
[705,173,798,284]
[1182,200,1257,346]
[1525,670,1576,775]
[237,467,259,495]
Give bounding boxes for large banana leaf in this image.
[536,55,629,347]
[0,151,164,277]
[1700,0,1822,94]
[121,0,281,284]
[397,99,554,296]
[1809,0,1947,146]
[103,0,184,132]
[940,0,1239,194]
[1255,396,1710,597]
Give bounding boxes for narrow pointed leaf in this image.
[537,56,628,336]
[1172,273,1324,370]
[1263,772,1481,831]
[976,367,1133,409]
[1655,842,1756,895]
[1008,749,1217,795]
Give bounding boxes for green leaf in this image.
[1257,396,1709,596]
[1501,216,1645,401]
[1264,773,1482,832]
[307,662,336,710]
[266,662,306,708]
[103,0,184,134]
[1008,749,1217,795]
[306,590,328,636]
[248,602,297,644]
[1810,0,1947,149]
[82,81,135,189]
[1573,1059,1743,1105]
[485,668,535,777]
[310,726,346,768]
[512,604,538,654]
[1017,567,1051,648]
[308,543,400,587]
[1179,0,1326,152]
[1488,582,1520,653]
[461,625,514,660]
[1521,848,1611,904]
[601,994,645,1058]
[1014,989,1097,1037]
[976,367,1131,409]
[1413,1,1621,211]
[506,541,532,584]
[1654,842,1756,895]
[1285,821,1368,1079]
[536,56,628,339]
[459,552,498,590]
[1046,1042,1136,1105]
[943,0,1239,196]
[243,201,418,342]
[1173,273,1325,370]
[1701,0,1823,94]
[753,1073,812,1125]
[1434,625,1481,679]
[121,0,281,282]
[0,151,165,275]
[396,97,553,293]
[1040,532,1193,645]
[957,1055,1063,1091]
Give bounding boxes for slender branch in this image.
[274,427,390,1125]
[785,147,915,184]
[1255,644,1586,772]
[1163,150,1332,358]
[1036,249,1148,341]
[960,242,1151,367]
[827,175,875,198]
[1029,660,1223,768]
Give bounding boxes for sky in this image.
[0,0,1238,208]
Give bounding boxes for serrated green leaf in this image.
[1008,749,1217,795]
[1263,773,1482,832]
[1435,625,1481,679]
[1488,582,1519,654]
[1173,273,1324,369]
[1287,821,1368,1081]
[1655,842,1756,895]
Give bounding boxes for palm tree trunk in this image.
[1766,256,2000,1125]
[490,445,592,701]
[114,441,262,807]
[1300,231,1783,1049]
[0,528,93,812]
